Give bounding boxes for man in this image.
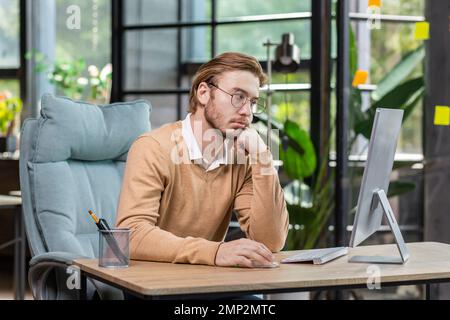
[116,52,289,268]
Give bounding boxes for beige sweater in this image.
[116,121,289,266]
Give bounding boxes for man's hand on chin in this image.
[234,127,268,157]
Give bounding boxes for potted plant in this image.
[0,91,22,153]
[26,50,112,104]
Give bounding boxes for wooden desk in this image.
[8,190,21,197]
[74,242,450,300]
[0,195,25,300]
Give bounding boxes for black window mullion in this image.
[111,0,124,103]
[0,69,20,78]
[176,0,182,120]
[335,0,350,248]
[310,0,332,178]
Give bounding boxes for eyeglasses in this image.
[208,83,266,114]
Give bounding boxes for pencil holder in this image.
[98,228,130,268]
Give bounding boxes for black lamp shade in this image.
[273,33,301,73]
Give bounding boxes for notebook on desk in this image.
[281,247,348,265]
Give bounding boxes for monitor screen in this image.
[349,108,404,247]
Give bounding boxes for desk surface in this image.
[74,242,450,297]
[0,195,22,207]
[8,191,21,197]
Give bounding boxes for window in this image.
[350,0,425,156]
[217,0,310,18]
[27,0,111,103]
[115,0,312,129]
[346,0,426,250]
[0,0,20,68]
[272,91,310,132]
[49,0,111,100]
[54,0,111,68]
[216,20,311,60]
[0,0,24,139]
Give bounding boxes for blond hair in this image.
[188,52,267,113]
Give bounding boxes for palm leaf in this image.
[387,180,416,198]
[355,77,424,139]
[372,45,425,101]
[280,120,317,179]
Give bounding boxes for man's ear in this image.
[196,82,210,107]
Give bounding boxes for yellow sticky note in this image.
[414,21,430,40]
[352,70,369,87]
[434,106,450,126]
[368,0,381,7]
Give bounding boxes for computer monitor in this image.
[349,108,410,264]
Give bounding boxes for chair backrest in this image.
[20,94,151,259]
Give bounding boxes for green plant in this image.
[350,47,425,146]
[254,113,330,250]
[0,91,22,136]
[284,149,334,250]
[25,50,112,103]
[277,119,334,250]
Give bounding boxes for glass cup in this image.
[98,228,130,268]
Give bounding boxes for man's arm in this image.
[233,130,290,252]
[115,136,221,265]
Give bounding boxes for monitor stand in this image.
[349,189,410,265]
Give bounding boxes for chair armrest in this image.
[29,252,90,300]
[29,252,123,300]
[29,251,89,267]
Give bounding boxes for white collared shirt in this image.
[181,113,231,171]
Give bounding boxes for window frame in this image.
[111,0,312,121]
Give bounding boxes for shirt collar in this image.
[182,113,203,161]
[181,113,230,168]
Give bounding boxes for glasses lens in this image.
[251,97,266,114]
[231,93,246,108]
[252,104,265,114]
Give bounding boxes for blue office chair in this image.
[19,94,151,299]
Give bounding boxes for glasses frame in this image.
[208,83,266,114]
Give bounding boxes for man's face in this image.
[203,70,259,135]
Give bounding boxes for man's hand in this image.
[215,238,275,268]
[235,128,267,157]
